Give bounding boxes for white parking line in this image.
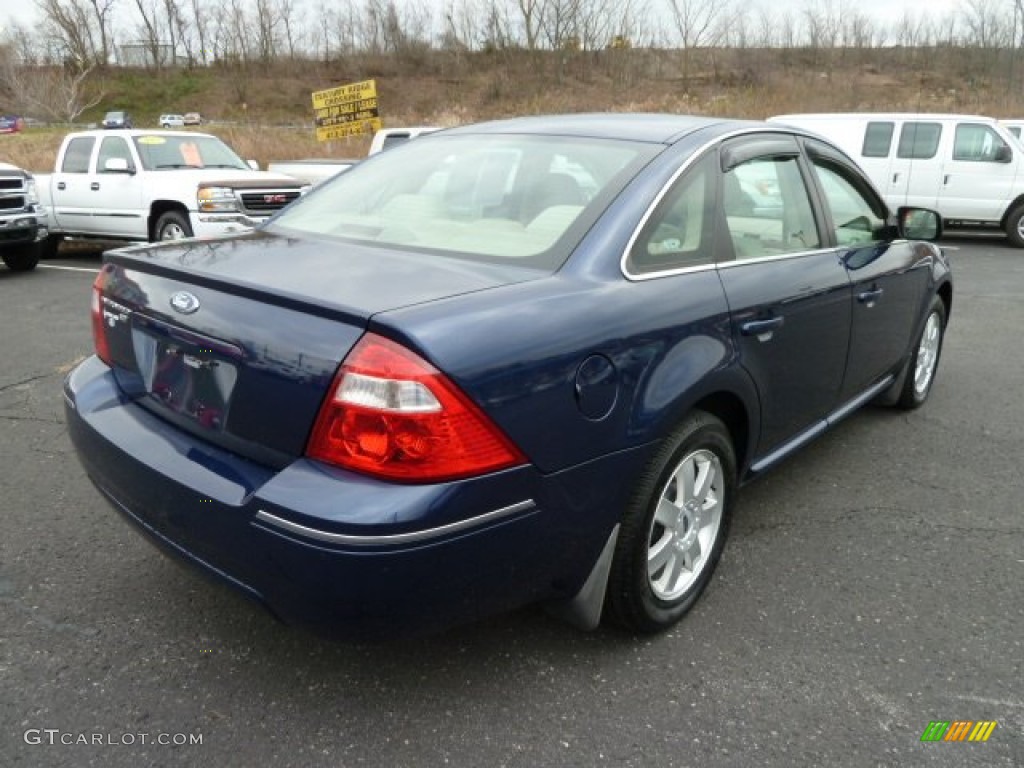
[38,264,99,274]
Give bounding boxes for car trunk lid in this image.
[95,231,542,467]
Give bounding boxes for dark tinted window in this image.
[862,122,894,157]
[61,137,95,173]
[897,122,941,159]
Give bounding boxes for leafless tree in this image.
[35,0,113,68]
[664,0,733,80]
[0,53,104,122]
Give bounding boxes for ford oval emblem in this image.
[170,291,200,315]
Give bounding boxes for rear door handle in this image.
[57,182,66,191]
[892,172,900,184]
[90,182,100,191]
[857,288,884,304]
[740,317,784,337]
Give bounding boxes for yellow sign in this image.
[311,80,380,142]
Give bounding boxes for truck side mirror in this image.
[104,158,135,174]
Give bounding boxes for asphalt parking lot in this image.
[1,237,1021,767]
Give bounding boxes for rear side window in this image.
[862,122,894,158]
[722,155,820,260]
[897,122,941,159]
[629,152,716,274]
[61,137,95,173]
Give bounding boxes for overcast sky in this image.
[0,0,970,39]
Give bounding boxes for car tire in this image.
[604,410,735,633]
[155,211,193,241]
[897,296,946,410]
[1005,204,1024,248]
[2,243,41,271]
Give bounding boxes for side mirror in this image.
[897,207,942,241]
[103,157,134,174]
[995,144,1013,163]
[247,159,260,171]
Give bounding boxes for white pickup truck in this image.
[36,129,308,251]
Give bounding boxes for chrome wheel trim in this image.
[1016,215,1024,240]
[647,448,724,601]
[160,221,187,240]
[913,310,942,397]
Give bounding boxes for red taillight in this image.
[306,333,526,482]
[91,268,113,366]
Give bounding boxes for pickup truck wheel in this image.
[2,243,41,271]
[155,211,193,241]
[1005,204,1024,247]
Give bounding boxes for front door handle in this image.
[740,317,784,337]
[857,288,884,305]
[57,182,66,191]
[90,182,100,191]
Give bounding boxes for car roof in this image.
[441,113,757,144]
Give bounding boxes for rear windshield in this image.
[269,134,656,269]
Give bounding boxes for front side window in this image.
[953,124,1009,162]
[61,137,95,173]
[273,134,654,269]
[897,122,941,159]
[722,155,820,260]
[811,159,888,248]
[97,136,135,173]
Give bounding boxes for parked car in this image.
[183,112,202,126]
[769,112,1024,246]
[101,110,133,129]
[159,114,186,128]
[65,114,952,641]
[0,115,24,134]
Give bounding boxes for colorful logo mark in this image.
[920,721,997,742]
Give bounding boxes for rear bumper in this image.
[65,356,636,639]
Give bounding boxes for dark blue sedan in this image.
[65,114,952,639]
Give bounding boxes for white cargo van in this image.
[768,113,1024,246]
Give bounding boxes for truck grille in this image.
[0,178,24,191]
[238,190,302,216]
[0,195,26,210]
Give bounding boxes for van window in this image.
[862,122,894,158]
[953,124,1008,162]
[897,122,941,159]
